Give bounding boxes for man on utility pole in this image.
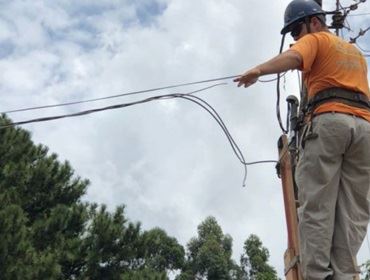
[234,0,370,279]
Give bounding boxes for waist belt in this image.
[307,88,370,111]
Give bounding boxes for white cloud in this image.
[1,0,370,277]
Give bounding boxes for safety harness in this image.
[306,87,370,112]
[297,87,370,150]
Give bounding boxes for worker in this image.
[234,0,370,279]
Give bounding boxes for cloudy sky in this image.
[0,0,369,277]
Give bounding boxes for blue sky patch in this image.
[133,1,167,26]
[0,40,15,59]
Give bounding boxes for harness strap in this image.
[307,88,370,111]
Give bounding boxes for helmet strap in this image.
[304,17,311,34]
[279,33,286,54]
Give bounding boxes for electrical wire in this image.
[246,160,278,165]
[3,73,288,115]
[1,83,278,188]
[356,43,370,53]
[339,1,353,32]
[0,84,225,127]
[350,26,370,44]
[258,72,287,83]
[2,75,240,114]
[348,12,370,17]
[276,34,288,134]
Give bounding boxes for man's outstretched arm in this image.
[234,50,303,88]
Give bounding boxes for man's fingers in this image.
[234,73,258,88]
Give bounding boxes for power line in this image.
[3,73,283,115]
[348,12,370,17]
[258,72,287,83]
[246,160,278,165]
[356,43,370,53]
[1,84,225,127]
[1,83,277,188]
[350,26,370,43]
[2,75,240,114]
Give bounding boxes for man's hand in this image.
[233,68,261,88]
[233,50,302,88]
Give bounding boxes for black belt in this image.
[306,87,370,111]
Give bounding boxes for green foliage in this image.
[361,260,370,280]
[83,204,143,279]
[241,234,279,280]
[0,115,185,279]
[178,216,240,280]
[0,116,90,279]
[141,227,185,271]
[0,116,279,279]
[0,205,35,279]
[121,268,168,280]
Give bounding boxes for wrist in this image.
[255,66,263,76]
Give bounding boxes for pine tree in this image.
[0,116,89,279]
[0,116,278,280]
[0,115,185,279]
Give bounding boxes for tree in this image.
[0,116,279,280]
[82,204,142,279]
[0,115,185,279]
[177,216,241,280]
[83,204,185,279]
[141,227,185,271]
[0,116,89,279]
[240,234,278,280]
[361,260,370,280]
[121,268,167,280]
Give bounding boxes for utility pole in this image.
[278,133,302,280]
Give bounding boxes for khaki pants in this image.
[296,113,370,280]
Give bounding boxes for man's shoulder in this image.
[297,31,340,49]
[306,31,336,42]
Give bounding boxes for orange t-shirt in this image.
[290,32,370,122]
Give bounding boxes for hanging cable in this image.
[3,73,287,115]
[276,34,288,134]
[356,43,370,53]
[0,72,286,114]
[350,26,370,44]
[2,75,240,114]
[348,12,370,17]
[0,84,225,127]
[0,83,277,188]
[258,72,288,83]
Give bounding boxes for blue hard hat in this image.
[281,0,325,34]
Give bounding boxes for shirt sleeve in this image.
[290,34,319,72]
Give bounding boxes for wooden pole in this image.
[278,135,303,280]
